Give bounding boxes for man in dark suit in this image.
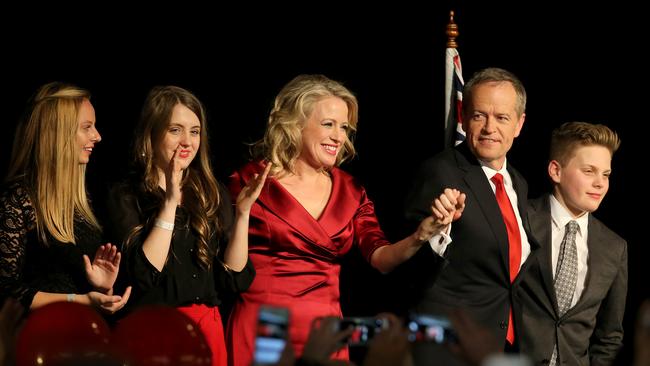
[404,67,533,364]
[516,122,627,366]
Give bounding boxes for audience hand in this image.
[299,316,352,365]
[362,313,410,366]
[447,309,501,366]
[274,316,353,366]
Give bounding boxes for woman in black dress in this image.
[0,82,130,313]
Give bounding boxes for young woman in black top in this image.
[107,86,267,366]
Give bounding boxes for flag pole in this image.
[446,10,459,49]
[444,10,465,148]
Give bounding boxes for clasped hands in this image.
[415,188,466,242]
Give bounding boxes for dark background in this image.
[2,3,646,363]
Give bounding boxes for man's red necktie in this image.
[491,173,521,345]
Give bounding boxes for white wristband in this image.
[66,293,75,302]
[154,218,174,231]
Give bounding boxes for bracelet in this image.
[66,293,75,302]
[154,218,174,231]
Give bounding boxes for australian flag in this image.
[444,48,465,147]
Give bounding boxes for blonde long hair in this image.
[129,86,222,269]
[254,74,359,174]
[7,82,100,244]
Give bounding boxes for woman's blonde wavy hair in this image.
[254,74,359,174]
[7,82,101,244]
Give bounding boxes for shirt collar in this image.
[480,159,511,186]
[549,193,588,236]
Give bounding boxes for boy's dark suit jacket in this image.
[516,196,627,366]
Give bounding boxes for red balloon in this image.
[112,305,211,366]
[15,301,112,366]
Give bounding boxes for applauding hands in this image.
[84,243,131,314]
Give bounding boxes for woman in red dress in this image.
[227,74,465,365]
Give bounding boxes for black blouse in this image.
[106,180,255,308]
[0,181,103,309]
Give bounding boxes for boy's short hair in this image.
[550,122,621,165]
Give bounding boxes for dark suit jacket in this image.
[516,196,627,366]
[404,142,535,342]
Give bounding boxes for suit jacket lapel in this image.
[510,165,540,285]
[455,144,509,277]
[508,166,528,227]
[528,196,560,318]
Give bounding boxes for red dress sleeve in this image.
[353,187,391,262]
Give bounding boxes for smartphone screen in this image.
[407,313,456,343]
[338,317,387,346]
[253,306,289,365]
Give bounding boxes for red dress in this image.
[226,161,391,366]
